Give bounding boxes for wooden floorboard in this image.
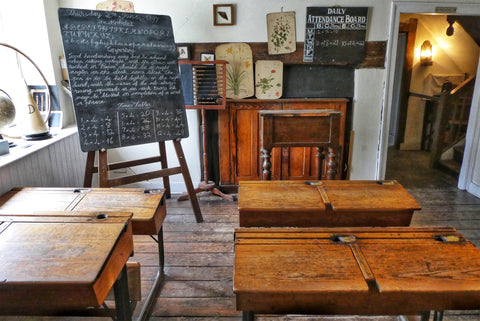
[3,150,480,321]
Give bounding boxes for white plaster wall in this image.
[474,142,480,182]
[51,0,392,185]
[16,1,479,190]
[0,1,57,128]
[43,0,76,126]
[59,0,390,42]
[351,68,386,179]
[0,1,53,83]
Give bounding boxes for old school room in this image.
[2,1,480,321]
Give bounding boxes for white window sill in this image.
[0,126,78,168]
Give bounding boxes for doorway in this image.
[384,10,480,191]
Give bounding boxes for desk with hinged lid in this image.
[238,180,421,227]
[234,226,480,321]
[0,187,166,321]
[0,213,134,319]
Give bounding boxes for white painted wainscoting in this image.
[0,128,86,195]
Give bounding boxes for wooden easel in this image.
[83,139,203,223]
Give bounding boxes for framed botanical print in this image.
[255,60,283,99]
[215,43,254,99]
[267,11,296,55]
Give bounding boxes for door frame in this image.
[380,1,480,197]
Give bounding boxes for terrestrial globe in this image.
[0,91,15,131]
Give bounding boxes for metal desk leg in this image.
[136,226,165,321]
[157,227,165,271]
[433,311,444,321]
[242,311,254,321]
[114,265,132,321]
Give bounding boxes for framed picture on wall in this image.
[177,45,190,60]
[201,53,215,62]
[213,4,234,26]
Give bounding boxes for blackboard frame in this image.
[58,8,189,152]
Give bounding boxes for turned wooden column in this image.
[326,146,337,180]
[261,148,272,180]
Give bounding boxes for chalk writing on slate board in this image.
[58,8,188,152]
[304,7,368,64]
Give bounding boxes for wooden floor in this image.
[4,149,480,321]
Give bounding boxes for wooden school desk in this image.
[259,109,342,180]
[0,213,134,320]
[234,227,480,321]
[0,187,166,321]
[238,180,421,227]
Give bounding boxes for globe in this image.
[0,92,16,131]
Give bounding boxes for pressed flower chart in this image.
[267,11,296,55]
[215,43,254,99]
[255,60,283,99]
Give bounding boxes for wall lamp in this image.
[420,40,433,66]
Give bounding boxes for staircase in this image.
[431,76,475,177]
[429,16,480,178]
[437,145,464,177]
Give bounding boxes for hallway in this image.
[385,148,480,248]
[385,148,459,188]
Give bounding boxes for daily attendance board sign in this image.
[303,7,369,64]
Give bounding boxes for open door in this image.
[382,3,480,198]
[459,54,480,198]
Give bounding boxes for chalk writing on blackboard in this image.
[58,8,188,152]
[303,7,368,64]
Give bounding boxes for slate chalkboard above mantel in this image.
[283,65,354,98]
[58,8,188,152]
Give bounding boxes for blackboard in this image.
[58,8,188,152]
[179,64,193,105]
[282,65,354,98]
[303,7,368,64]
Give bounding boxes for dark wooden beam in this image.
[186,41,386,68]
